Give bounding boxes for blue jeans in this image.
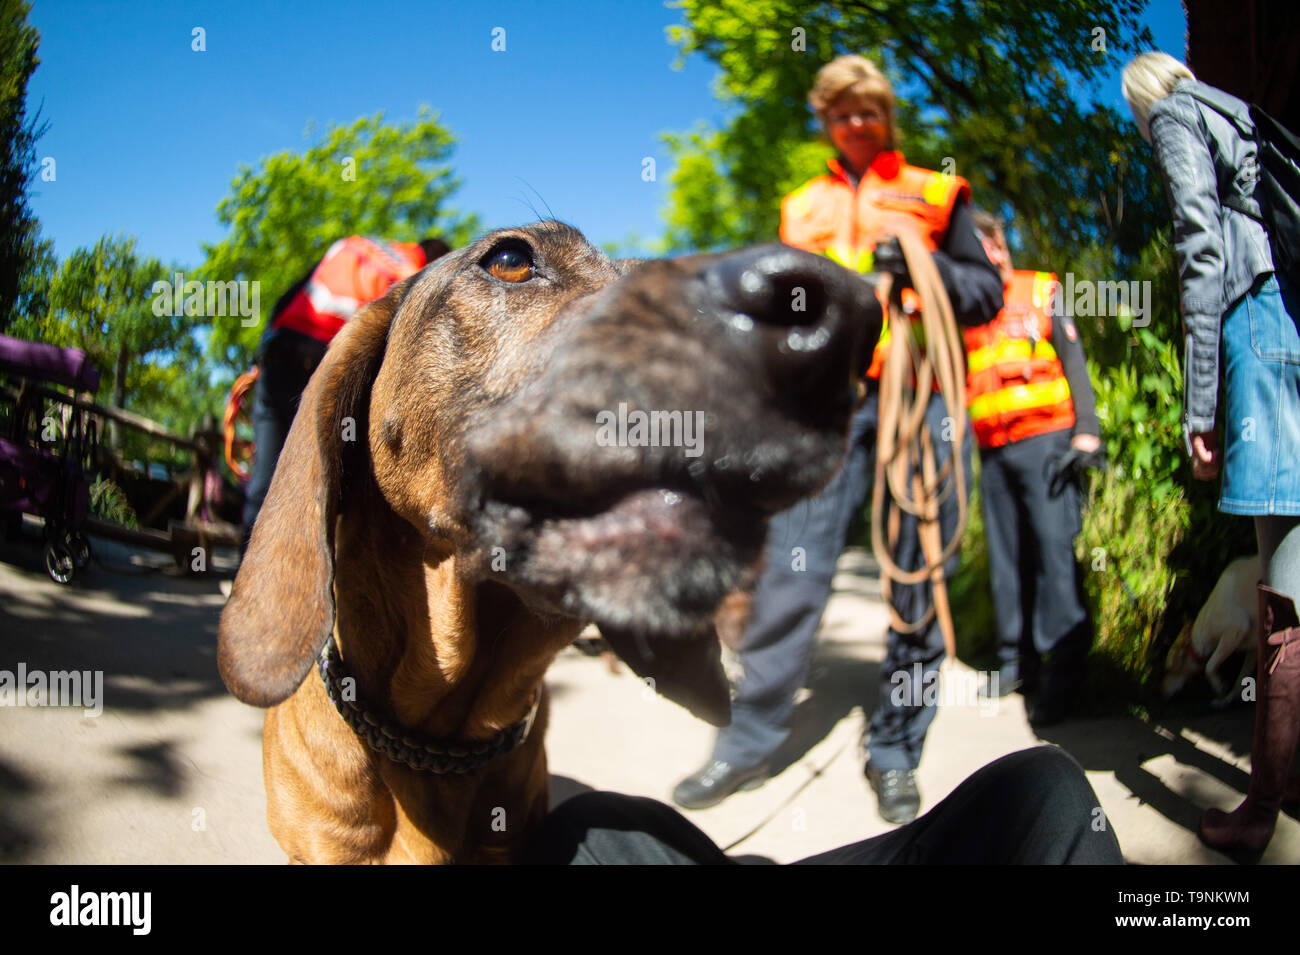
[1221,273,1300,515]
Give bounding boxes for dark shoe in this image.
[1020,657,1042,696]
[1199,585,1300,862]
[865,761,920,824]
[1027,693,1067,726]
[671,759,769,810]
[1029,650,1084,726]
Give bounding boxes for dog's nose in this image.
[700,244,880,407]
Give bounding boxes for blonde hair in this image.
[808,55,899,150]
[971,209,1005,242]
[1122,52,1196,142]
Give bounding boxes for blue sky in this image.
[26,0,1188,268]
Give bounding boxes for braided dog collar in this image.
[316,638,540,774]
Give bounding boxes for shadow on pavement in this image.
[0,757,44,863]
[1,526,235,716]
[1035,701,1260,862]
[770,645,878,776]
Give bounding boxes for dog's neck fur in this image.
[333,498,581,738]
[298,496,582,863]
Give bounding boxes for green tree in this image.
[662,0,1161,269]
[11,235,193,428]
[201,107,481,372]
[0,0,48,333]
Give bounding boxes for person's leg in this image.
[240,367,290,554]
[240,331,324,555]
[1017,429,1093,720]
[796,746,1123,864]
[530,748,1122,865]
[524,792,737,865]
[1261,515,1300,805]
[867,393,967,773]
[1259,515,1300,600]
[1201,515,1300,858]
[1201,272,1300,858]
[1253,515,1299,770]
[706,396,876,770]
[978,444,1027,686]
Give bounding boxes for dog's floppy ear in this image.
[218,284,405,707]
[598,625,732,727]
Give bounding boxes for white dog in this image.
[1162,554,1260,705]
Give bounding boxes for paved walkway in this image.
[1,526,1295,863]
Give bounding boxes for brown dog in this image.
[217,221,880,863]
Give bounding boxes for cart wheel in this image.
[72,534,92,569]
[44,539,75,585]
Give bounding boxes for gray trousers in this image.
[712,389,972,772]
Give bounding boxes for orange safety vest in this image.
[780,150,970,378]
[963,269,1075,450]
[273,236,427,343]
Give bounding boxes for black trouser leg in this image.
[709,395,876,768]
[795,745,1122,863]
[1015,431,1092,690]
[523,793,737,865]
[866,392,972,771]
[525,747,1122,864]
[240,330,324,555]
[981,430,1092,686]
[979,442,1028,676]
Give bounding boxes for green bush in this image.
[1065,235,1254,699]
[89,476,137,528]
[950,472,997,665]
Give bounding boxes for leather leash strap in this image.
[870,231,968,659]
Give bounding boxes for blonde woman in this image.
[1124,51,1300,862]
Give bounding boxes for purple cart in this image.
[0,334,101,583]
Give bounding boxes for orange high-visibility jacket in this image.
[780,150,971,378]
[963,269,1075,450]
[272,236,427,343]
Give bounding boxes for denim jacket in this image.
[1148,79,1275,443]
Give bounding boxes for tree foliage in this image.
[11,234,188,407]
[0,0,48,333]
[201,108,481,372]
[662,0,1161,269]
[7,233,216,460]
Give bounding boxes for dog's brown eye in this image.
[482,244,534,283]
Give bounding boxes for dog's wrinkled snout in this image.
[700,243,880,393]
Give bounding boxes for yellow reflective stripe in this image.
[1035,339,1058,362]
[824,245,854,269]
[1031,272,1057,310]
[967,339,1033,375]
[923,173,951,206]
[968,377,1072,422]
[822,246,874,273]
